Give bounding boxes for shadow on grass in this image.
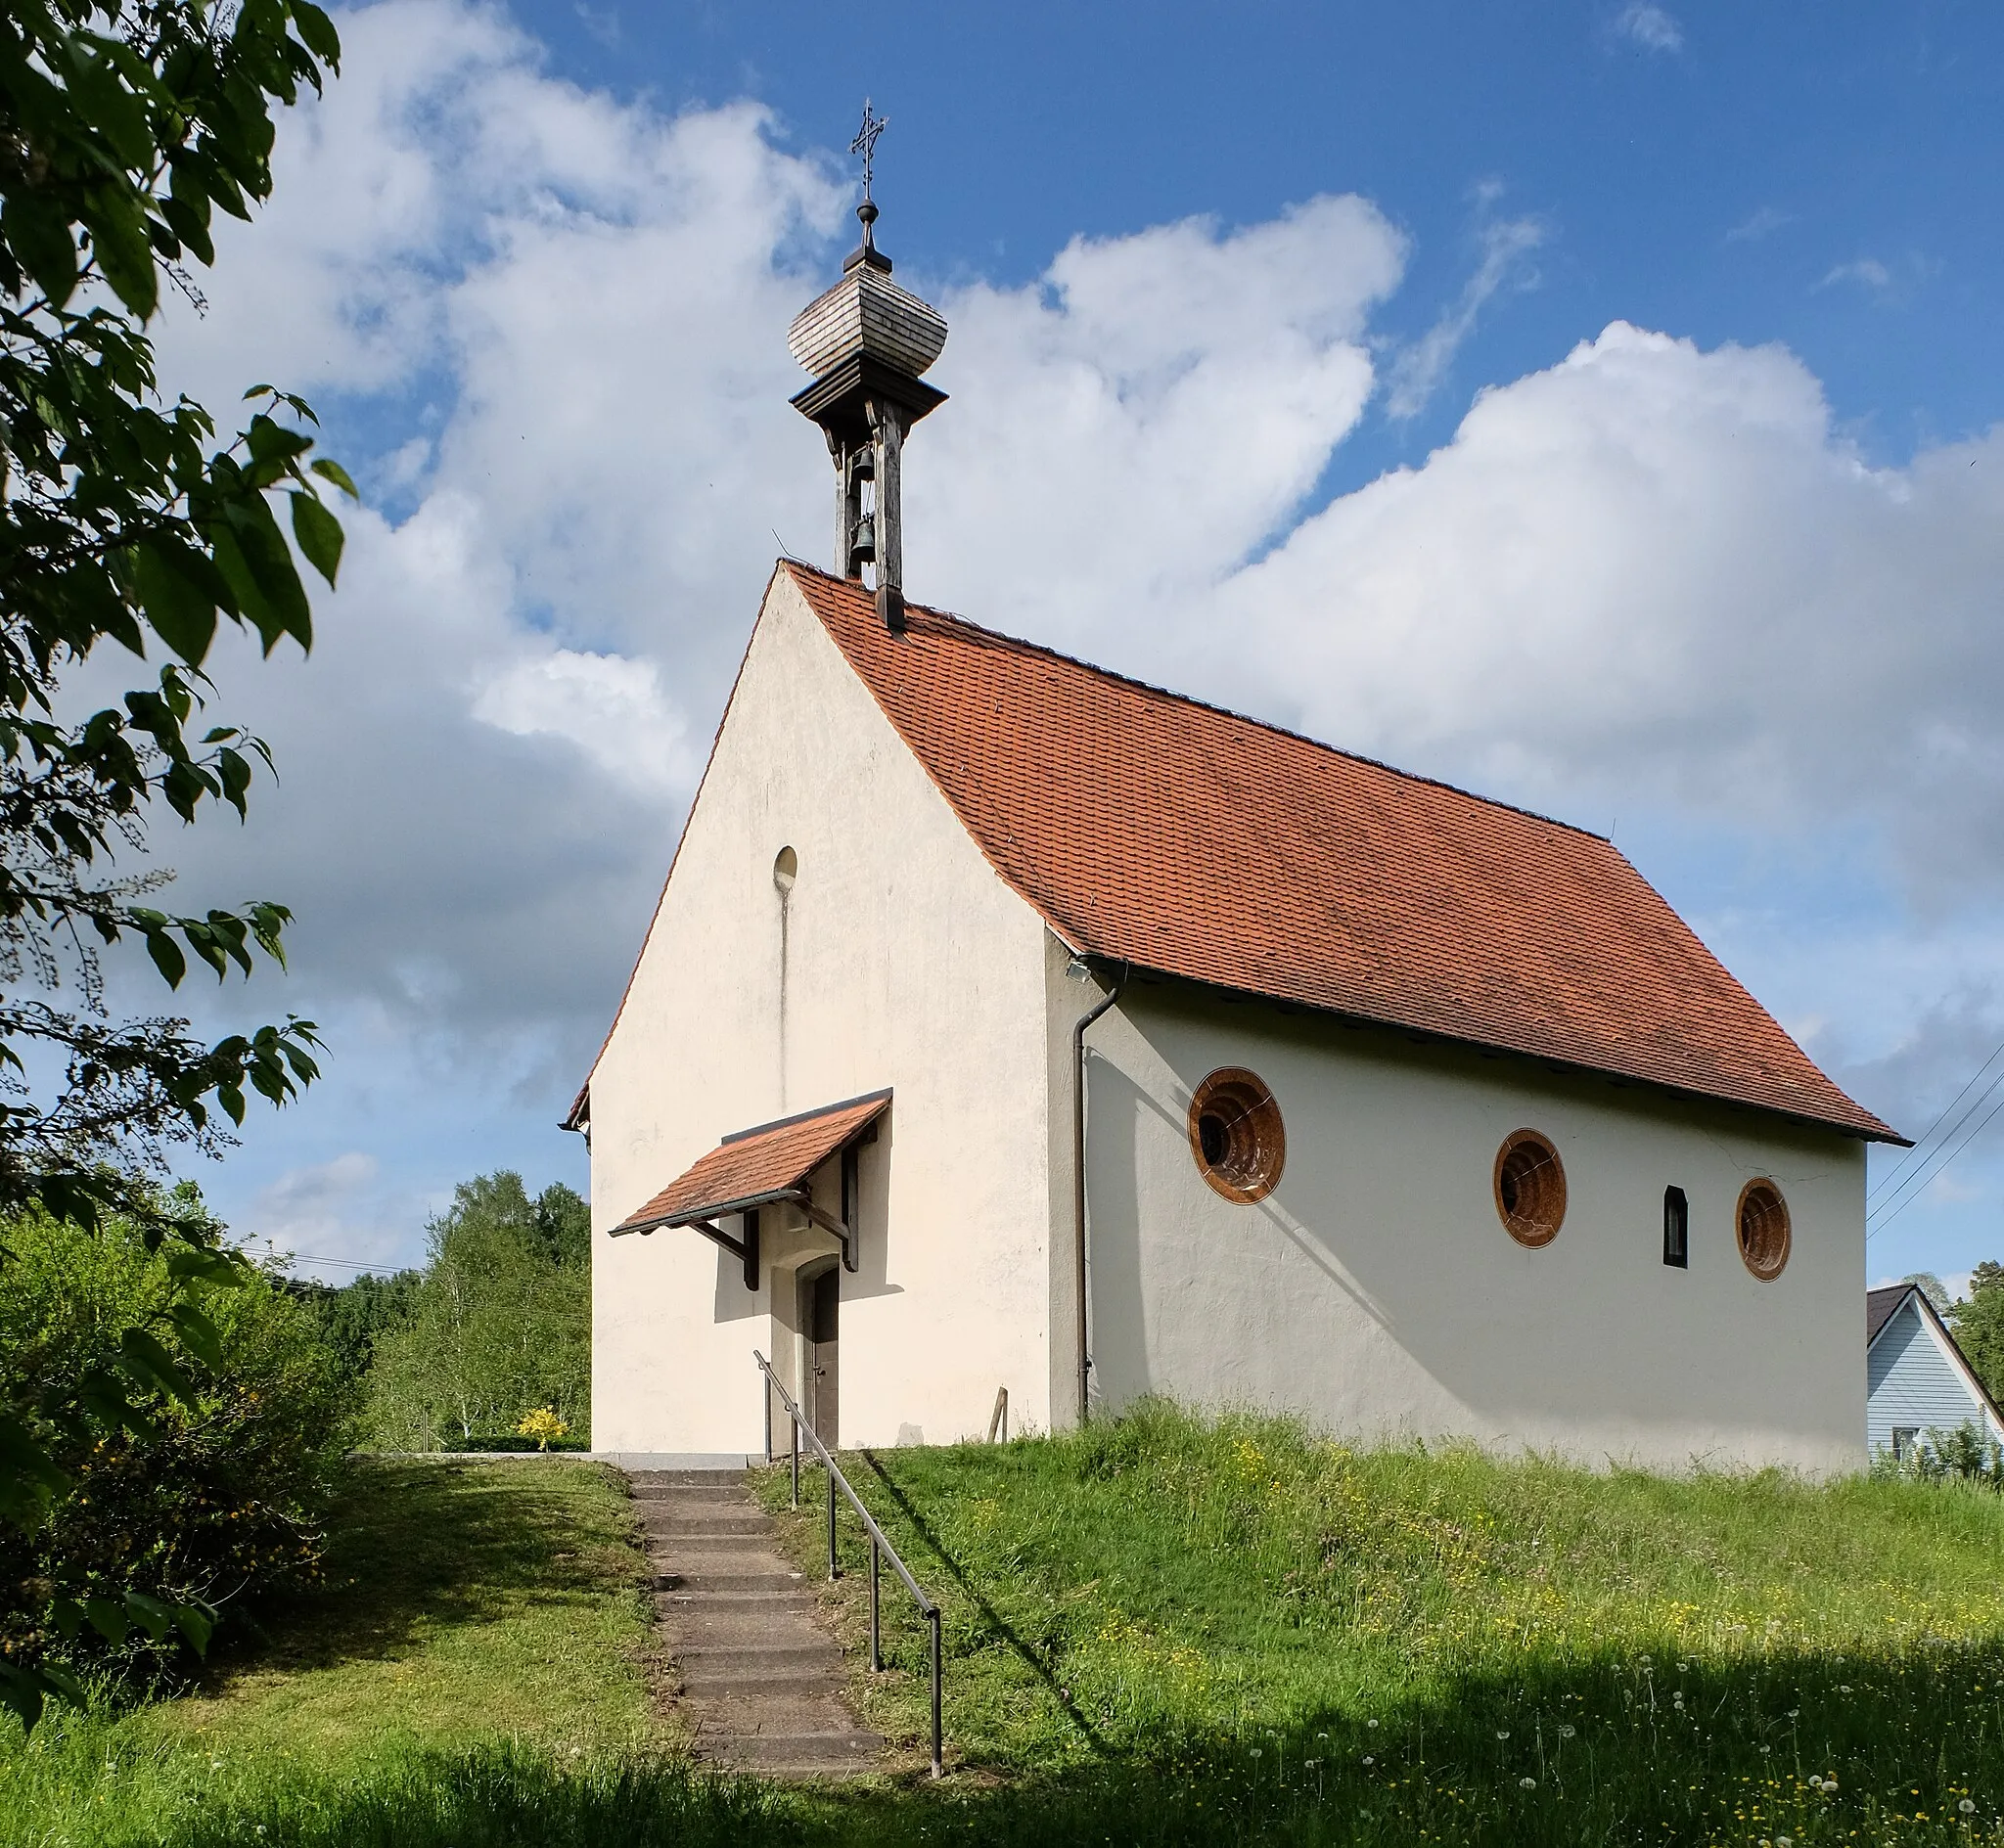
[205,1459,633,1682]
[859,1448,1108,1754]
[148,1641,2004,1847]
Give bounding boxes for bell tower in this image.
[786,103,947,632]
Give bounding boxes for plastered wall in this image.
[588,569,1057,1453]
[1071,981,1867,1474]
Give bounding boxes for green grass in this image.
[0,1458,792,1845]
[13,1413,2004,1845]
[752,1402,2004,1844]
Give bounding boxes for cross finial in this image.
[850,99,888,203]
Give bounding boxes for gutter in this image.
[1070,961,1125,1427]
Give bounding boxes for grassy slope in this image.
[0,1459,785,1846]
[10,1419,2004,1845]
[755,1404,2004,1844]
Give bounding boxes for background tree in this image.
[1950,1261,2004,1403]
[366,1175,590,1452]
[287,1267,423,1395]
[0,0,346,1726]
[1903,1272,1953,1314]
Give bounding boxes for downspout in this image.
[1071,965,1124,1427]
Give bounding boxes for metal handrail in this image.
[753,1349,944,1778]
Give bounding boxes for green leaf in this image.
[173,1600,215,1654]
[159,196,215,268]
[0,1662,48,1734]
[119,1328,193,1405]
[292,2,343,66]
[165,1245,246,1287]
[167,1301,224,1370]
[289,490,343,587]
[131,540,221,666]
[0,1412,68,1530]
[79,185,159,320]
[309,456,359,499]
[65,39,155,170]
[143,924,187,988]
[2,191,80,308]
[220,492,311,652]
[84,1597,129,1645]
[123,1593,174,1644]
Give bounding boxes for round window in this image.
[1188,1068,1286,1203]
[1494,1130,1565,1246]
[1737,1178,1790,1281]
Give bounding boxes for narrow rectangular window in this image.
[1892,1426,1920,1463]
[1662,1185,1689,1268]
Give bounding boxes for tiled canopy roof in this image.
[613,1090,889,1236]
[786,563,1897,1144]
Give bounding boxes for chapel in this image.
[569,174,1900,1474]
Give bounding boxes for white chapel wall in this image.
[589,569,1056,1454]
[1073,983,1867,1475]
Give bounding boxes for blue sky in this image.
[136,1,2004,1290]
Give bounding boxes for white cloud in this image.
[1725,205,1792,245]
[1612,3,1684,53]
[1819,256,1893,293]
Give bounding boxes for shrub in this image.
[0,1196,351,1690]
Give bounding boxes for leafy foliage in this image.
[0,1195,349,1691]
[365,1176,591,1452]
[0,0,347,1727]
[1948,1259,2004,1403]
[287,1268,423,1395]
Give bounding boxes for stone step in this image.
[700,1730,886,1772]
[645,1509,774,1529]
[627,1469,749,1485]
[678,1666,848,1698]
[630,1483,749,1504]
[657,1579,813,1603]
[672,1641,843,1675]
[656,1569,805,1594]
[650,1534,782,1557]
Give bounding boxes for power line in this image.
[1868,1032,2004,1205]
[1868,1080,2004,1241]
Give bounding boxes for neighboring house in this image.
[568,194,1904,1474]
[1865,1284,2004,1459]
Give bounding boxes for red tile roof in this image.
[613,1090,890,1235]
[785,563,1898,1144]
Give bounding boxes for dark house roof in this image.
[785,563,1898,1143]
[1867,1283,1915,1347]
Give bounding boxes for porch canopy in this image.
[609,1088,889,1288]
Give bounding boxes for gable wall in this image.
[589,571,1057,1454]
[1071,981,1868,1474]
[1867,1301,2002,1453]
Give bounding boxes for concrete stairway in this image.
[630,1468,885,1778]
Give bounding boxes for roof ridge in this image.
[781,560,1607,845]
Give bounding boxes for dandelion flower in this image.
[1496,1730,1510,1740]
[1363,1755,1375,1767]
[1557,1726,1575,1739]
[1250,1749,1262,1760]
[1777,1837,1793,1847]
[1367,1719,1380,1729]
[1962,1799,1979,1816]
[1759,1744,1772,1754]
[1838,1685,1851,1693]
[1519,1777,1537,1789]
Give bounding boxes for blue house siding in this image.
[1866,1298,1994,1455]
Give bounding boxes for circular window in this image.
[1494,1130,1566,1246]
[1188,1068,1285,1203]
[1737,1179,1791,1281]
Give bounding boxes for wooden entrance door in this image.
[802,1266,839,1448]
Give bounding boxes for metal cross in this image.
[850,99,888,201]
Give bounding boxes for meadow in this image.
[7,1409,2004,1844]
